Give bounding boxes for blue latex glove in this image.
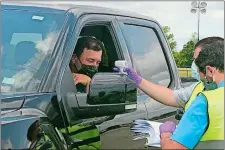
[113,67,142,85]
[159,121,176,134]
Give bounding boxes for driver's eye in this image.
[87,59,94,63]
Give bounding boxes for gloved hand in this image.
[113,67,142,85]
[159,121,176,134]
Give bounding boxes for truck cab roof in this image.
[2,1,158,23]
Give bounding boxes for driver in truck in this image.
[65,36,108,150]
[69,36,108,93]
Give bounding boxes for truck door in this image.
[57,13,148,149]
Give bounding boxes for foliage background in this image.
[162,26,198,68]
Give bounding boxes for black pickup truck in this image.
[1,2,196,149]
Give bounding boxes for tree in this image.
[176,32,198,68]
[162,26,177,52]
[162,26,183,67]
[179,40,195,67]
[173,51,182,67]
[162,26,198,68]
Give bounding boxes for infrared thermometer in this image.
[115,60,128,74]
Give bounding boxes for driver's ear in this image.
[71,54,79,63]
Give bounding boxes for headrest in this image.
[15,41,36,65]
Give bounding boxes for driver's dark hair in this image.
[195,39,224,73]
[74,36,103,58]
[74,36,108,67]
[194,36,224,49]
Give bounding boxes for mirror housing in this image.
[74,73,137,119]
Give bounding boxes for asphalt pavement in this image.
[101,115,178,149]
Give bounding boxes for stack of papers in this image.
[130,119,162,147]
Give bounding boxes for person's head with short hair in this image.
[193,36,224,60]
[73,36,103,67]
[70,36,107,79]
[195,39,224,84]
[191,36,224,81]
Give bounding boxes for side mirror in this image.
[75,73,137,119]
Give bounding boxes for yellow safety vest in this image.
[185,82,205,110]
[60,125,100,150]
[185,86,224,149]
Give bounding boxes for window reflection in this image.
[28,120,57,150]
[2,8,63,93]
[122,24,171,87]
[27,120,41,148]
[1,118,38,149]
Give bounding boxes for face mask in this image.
[191,61,200,81]
[203,68,217,91]
[78,64,98,78]
[203,77,217,91]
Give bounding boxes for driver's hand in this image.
[73,73,91,86]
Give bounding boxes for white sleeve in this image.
[173,82,198,108]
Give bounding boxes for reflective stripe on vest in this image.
[60,125,100,150]
[185,82,205,110]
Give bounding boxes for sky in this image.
[18,0,224,51]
